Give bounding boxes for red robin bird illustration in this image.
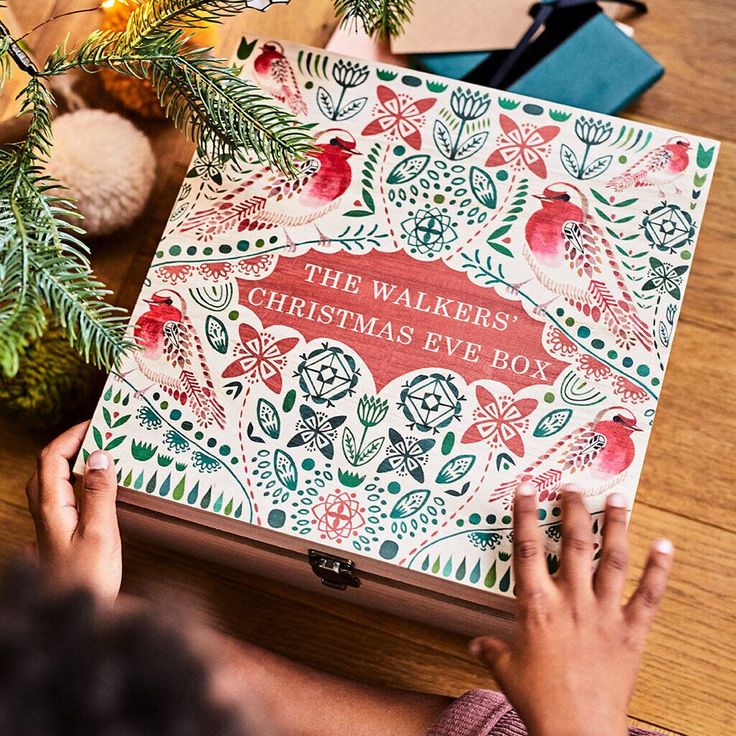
[181,128,361,241]
[132,289,226,429]
[489,406,642,505]
[522,182,653,352]
[607,136,691,195]
[253,41,308,115]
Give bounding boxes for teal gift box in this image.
[412,2,662,115]
[508,12,663,113]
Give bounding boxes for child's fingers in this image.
[625,539,673,633]
[557,486,594,595]
[593,493,629,604]
[78,451,120,544]
[35,424,89,545]
[469,636,511,678]
[512,483,552,597]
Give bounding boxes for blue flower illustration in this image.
[378,428,435,483]
[137,405,162,430]
[287,404,346,460]
[401,206,457,257]
[163,429,189,454]
[192,451,220,473]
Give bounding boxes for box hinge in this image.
[308,549,361,591]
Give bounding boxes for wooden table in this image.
[1,2,734,734]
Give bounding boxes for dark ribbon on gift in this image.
[488,0,647,89]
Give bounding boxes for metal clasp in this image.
[308,549,361,591]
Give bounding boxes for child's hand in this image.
[25,422,122,604]
[470,486,673,736]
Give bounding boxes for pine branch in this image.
[0,79,132,377]
[43,30,314,173]
[124,0,287,46]
[334,0,414,37]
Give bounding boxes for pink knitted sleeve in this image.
[424,690,666,736]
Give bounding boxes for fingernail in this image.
[87,451,110,471]
[654,538,674,555]
[468,639,482,657]
[516,482,535,497]
[563,483,582,494]
[607,492,626,508]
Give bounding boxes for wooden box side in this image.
[115,489,516,638]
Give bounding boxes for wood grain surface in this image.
[0,2,734,734]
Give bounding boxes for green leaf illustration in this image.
[387,154,430,184]
[455,131,488,160]
[432,119,453,159]
[533,408,573,437]
[696,143,715,169]
[356,436,384,465]
[205,315,228,354]
[560,144,580,177]
[342,426,357,464]
[436,454,476,484]
[274,449,298,491]
[469,166,497,208]
[581,155,612,180]
[256,398,280,439]
[390,489,430,518]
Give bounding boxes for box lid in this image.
[78,39,718,604]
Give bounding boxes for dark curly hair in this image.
[0,564,252,736]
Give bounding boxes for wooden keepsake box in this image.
[77,39,718,635]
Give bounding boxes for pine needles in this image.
[0,0,415,380]
[0,78,132,376]
[43,29,314,170]
[334,0,414,38]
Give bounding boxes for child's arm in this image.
[470,484,673,736]
[24,424,450,736]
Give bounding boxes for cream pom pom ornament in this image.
[44,110,156,237]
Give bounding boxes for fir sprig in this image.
[42,29,314,170]
[334,0,414,38]
[0,78,132,376]
[0,0,416,381]
[124,0,275,44]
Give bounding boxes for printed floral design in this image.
[378,428,435,483]
[80,38,717,599]
[295,343,360,406]
[641,202,696,253]
[485,114,560,178]
[399,373,464,433]
[578,355,612,381]
[163,429,190,454]
[642,257,689,299]
[358,394,389,427]
[157,264,193,285]
[192,450,220,473]
[317,59,370,122]
[461,387,537,456]
[186,148,233,186]
[401,206,458,257]
[560,116,614,180]
[237,254,275,278]
[312,490,366,542]
[198,261,233,281]
[361,85,437,150]
[546,327,578,357]
[223,323,299,394]
[137,405,162,429]
[287,404,346,459]
[612,376,649,404]
[434,87,491,160]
